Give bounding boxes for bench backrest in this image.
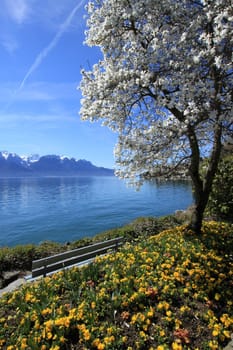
[32,236,123,278]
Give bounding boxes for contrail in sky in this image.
[19,0,85,90]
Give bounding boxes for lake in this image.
[0,176,193,247]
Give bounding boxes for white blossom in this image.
[80,0,233,190]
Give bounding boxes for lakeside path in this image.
[0,277,26,297]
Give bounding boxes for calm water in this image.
[0,176,193,247]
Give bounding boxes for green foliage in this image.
[206,156,233,221]
[0,245,35,275]
[94,215,180,242]
[0,242,64,275]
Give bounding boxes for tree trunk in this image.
[189,194,209,234]
[187,124,205,233]
[188,122,222,234]
[190,208,203,234]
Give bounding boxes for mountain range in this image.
[0,151,114,177]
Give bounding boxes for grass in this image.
[0,221,232,349]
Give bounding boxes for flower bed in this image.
[0,221,232,349]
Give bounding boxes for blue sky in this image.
[0,0,117,168]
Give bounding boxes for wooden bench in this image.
[30,236,124,279]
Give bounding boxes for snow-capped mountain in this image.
[21,154,40,164]
[0,151,114,177]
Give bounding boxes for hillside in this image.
[0,221,232,349]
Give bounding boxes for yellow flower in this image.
[180,306,190,313]
[147,307,154,318]
[35,320,40,330]
[212,323,221,337]
[104,336,115,344]
[172,341,183,350]
[163,284,169,293]
[160,329,166,337]
[83,329,91,341]
[54,316,71,328]
[208,340,219,349]
[157,346,165,350]
[47,331,53,340]
[107,327,113,334]
[41,307,52,316]
[223,330,231,338]
[207,309,214,318]
[24,291,36,303]
[78,324,91,341]
[157,301,170,311]
[34,336,41,343]
[92,338,100,347]
[44,319,53,332]
[220,313,233,327]
[175,318,182,329]
[60,336,66,343]
[21,344,27,349]
[139,331,147,339]
[122,336,127,343]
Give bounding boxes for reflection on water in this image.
[0,177,193,247]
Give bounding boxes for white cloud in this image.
[5,0,31,24]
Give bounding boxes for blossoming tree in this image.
[80,0,233,233]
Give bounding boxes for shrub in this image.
[206,156,233,221]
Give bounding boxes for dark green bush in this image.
[0,245,35,274]
[206,156,233,221]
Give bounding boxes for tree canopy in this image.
[80,0,233,232]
